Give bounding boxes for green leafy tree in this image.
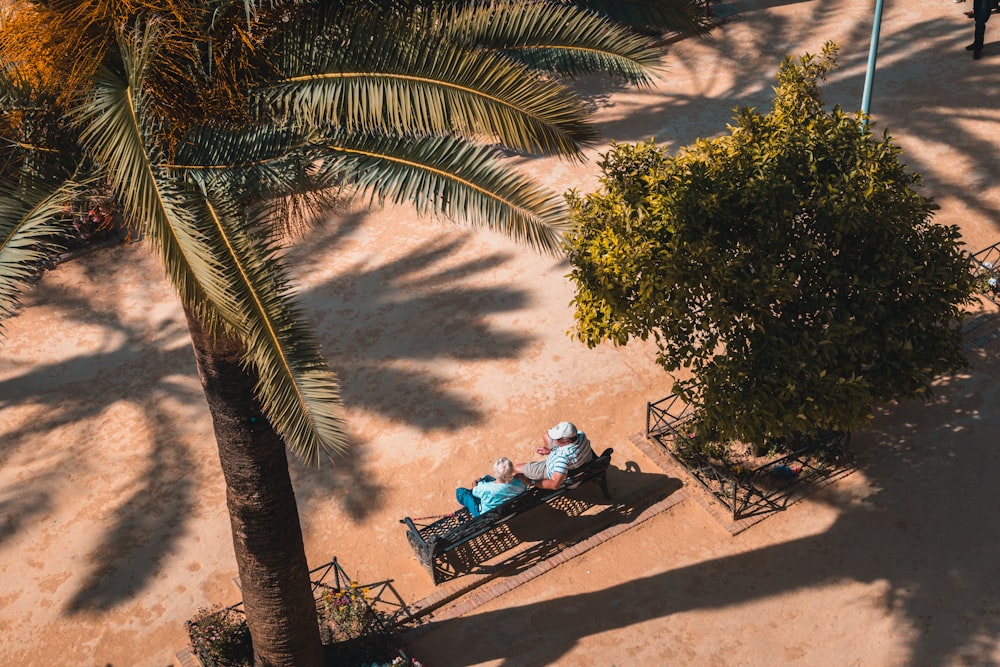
[566,44,976,449]
[0,0,705,664]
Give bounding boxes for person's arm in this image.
[529,471,565,490]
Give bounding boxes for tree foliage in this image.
[566,44,976,446]
[0,0,693,462]
[0,1,706,663]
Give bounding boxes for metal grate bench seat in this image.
[400,448,613,584]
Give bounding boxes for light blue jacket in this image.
[473,478,527,513]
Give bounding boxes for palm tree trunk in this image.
[183,306,323,667]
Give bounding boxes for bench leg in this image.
[597,471,611,500]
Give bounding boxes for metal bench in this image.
[400,448,614,584]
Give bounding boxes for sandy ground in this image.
[1,0,1000,665]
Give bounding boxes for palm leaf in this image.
[570,0,710,34]
[312,130,569,253]
[75,20,346,462]
[440,0,665,84]
[0,177,80,336]
[172,122,346,238]
[172,123,316,206]
[73,20,221,315]
[264,4,596,158]
[188,180,347,463]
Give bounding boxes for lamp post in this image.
[860,0,885,128]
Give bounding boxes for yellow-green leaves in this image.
[566,45,976,446]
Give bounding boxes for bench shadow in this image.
[432,468,681,585]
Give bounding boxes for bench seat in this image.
[401,448,613,584]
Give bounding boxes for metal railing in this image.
[647,394,854,521]
[189,557,414,665]
[970,241,1000,307]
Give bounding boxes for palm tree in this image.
[0,1,705,664]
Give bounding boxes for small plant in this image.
[363,658,424,667]
[66,193,120,243]
[318,582,380,643]
[187,605,253,667]
[972,260,999,297]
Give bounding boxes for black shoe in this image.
[974,48,984,59]
[967,42,980,50]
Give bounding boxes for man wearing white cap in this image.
[514,421,594,491]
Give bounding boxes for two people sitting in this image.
[454,421,594,516]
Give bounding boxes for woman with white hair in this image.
[456,457,526,517]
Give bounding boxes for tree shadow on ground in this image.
[409,337,1000,667]
[0,282,203,611]
[572,1,1000,238]
[0,210,538,606]
[285,214,535,518]
[294,230,529,430]
[64,399,196,613]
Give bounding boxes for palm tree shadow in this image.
[409,340,1000,666]
[294,225,532,430]
[573,2,1000,233]
[285,219,536,519]
[0,288,204,610]
[64,397,196,613]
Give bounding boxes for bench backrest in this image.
[431,448,613,549]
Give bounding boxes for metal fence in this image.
[647,394,853,521]
[970,241,1000,307]
[189,557,414,666]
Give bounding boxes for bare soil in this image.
[2,1,999,665]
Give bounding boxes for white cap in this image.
[547,421,578,440]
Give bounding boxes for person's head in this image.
[493,457,515,483]
[547,421,578,445]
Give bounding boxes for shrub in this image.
[189,581,422,666]
[187,605,253,667]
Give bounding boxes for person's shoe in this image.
[967,43,980,50]
[965,10,975,17]
[973,48,984,59]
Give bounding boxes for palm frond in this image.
[171,122,313,196]
[441,0,665,84]
[73,20,224,326]
[570,0,710,35]
[313,130,569,254]
[188,180,347,463]
[172,122,346,238]
[0,177,80,336]
[73,21,346,461]
[265,5,596,158]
